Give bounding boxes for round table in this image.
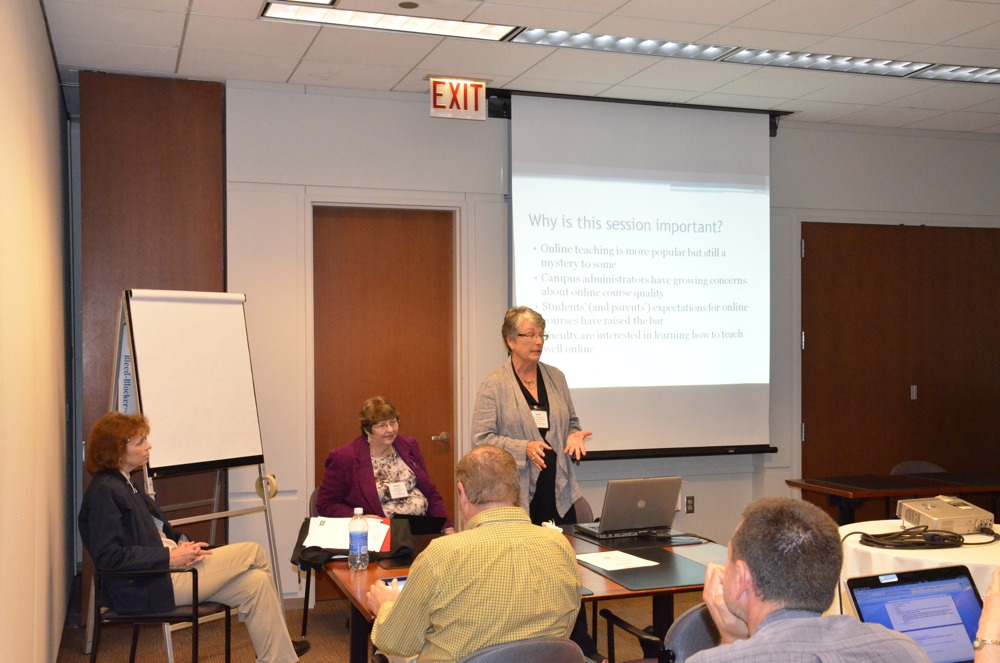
[835,519,1000,615]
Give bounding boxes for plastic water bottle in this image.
[348,507,369,570]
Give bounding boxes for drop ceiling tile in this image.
[51,0,189,10]
[843,0,1000,44]
[583,16,719,43]
[686,91,783,112]
[621,57,755,93]
[467,4,604,32]
[904,110,1000,131]
[887,81,1000,111]
[518,48,657,85]
[613,0,773,25]
[418,40,555,78]
[828,105,944,128]
[305,26,440,67]
[598,85,702,104]
[45,0,184,48]
[732,0,912,36]
[501,76,610,97]
[771,99,872,123]
[289,61,410,90]
[191,0,262,20]
[702,26,825,52]
[53,39,179,73]
[710,66,843,99]
[801,75,932,105]
[178,48,300,82]
[945,18,1000,50]
[906,45,1000,68]
[186,14,318,57]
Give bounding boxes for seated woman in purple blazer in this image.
[316,396,454,533]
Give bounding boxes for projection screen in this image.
[510,94,772,457]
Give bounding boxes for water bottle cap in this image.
[354,507,363,515]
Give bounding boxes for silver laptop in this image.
[575,476,682,539]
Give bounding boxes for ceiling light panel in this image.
[511,28,738,61]
[262,2,515,41]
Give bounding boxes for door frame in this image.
[302,192,475,523]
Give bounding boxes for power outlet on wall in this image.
[685,495,695,514]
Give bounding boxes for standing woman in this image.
[472,306,593,525]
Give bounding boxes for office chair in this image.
[88,567,231,663]
[458,637,585,663]
[600,602,719,663]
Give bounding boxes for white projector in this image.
[896,495,994,534]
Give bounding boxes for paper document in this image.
[303,516,390,552]
[577,550,659,571]
[669,542,728,567]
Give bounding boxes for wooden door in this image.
[801,223,915,520]
[313,206,456,515]
[801,223,1000,520]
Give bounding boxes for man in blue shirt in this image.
[690,497,931,663]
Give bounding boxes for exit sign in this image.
[429,77,487,120]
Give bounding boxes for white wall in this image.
[0,0,69,658]
[226,83,1000,594]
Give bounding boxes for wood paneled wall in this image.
[79,72,226,615]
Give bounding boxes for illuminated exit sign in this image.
[429,77,487,120]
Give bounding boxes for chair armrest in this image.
[599,608,664,662]
[94,567,202,603]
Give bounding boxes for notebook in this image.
[575,476,682,539]
[847,565,984,663]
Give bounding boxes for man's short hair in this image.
[731,497,842,612]
[456,445,520,506]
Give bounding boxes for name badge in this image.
[531,409,549,429]
[388,481,409,500]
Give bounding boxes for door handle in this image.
[431,432,450,444]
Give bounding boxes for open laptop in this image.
[847,565,984,663]
[575,476,682,539]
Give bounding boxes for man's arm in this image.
[369,560,436,657]
[701,563,749,644]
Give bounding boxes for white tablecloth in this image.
[834,519,1000,615]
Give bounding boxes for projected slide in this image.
[511,95,771,454]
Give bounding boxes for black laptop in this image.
[847,565,984,663]
[574,476,682,539]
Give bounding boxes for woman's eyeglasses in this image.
[371,418,399,432]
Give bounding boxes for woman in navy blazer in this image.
[78,411,306,661]
[315,396,453,532]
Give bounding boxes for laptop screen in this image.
[848,565,983,663]
[596,476,682,533]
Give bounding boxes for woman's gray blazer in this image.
[471,360,583,518]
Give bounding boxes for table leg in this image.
[827,496,863,525]
[651,594,675,638]
[349,603,372,663]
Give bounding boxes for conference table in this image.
[786,473,1000,525]
[324,532,722,663]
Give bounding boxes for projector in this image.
[896,495,994,534]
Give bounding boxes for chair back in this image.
[890,460,945,475]
[458,637,584,663]
[309,488,319,517]
[573,496,594,524]
[662,603,720,663]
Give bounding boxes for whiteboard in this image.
[124,289,264,474]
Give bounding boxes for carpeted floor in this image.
[58,591,702,662]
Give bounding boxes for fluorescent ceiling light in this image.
[260,4,998,84]
[910,65,1000,83]
[262,2,516,41]
[512,28,737,61]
